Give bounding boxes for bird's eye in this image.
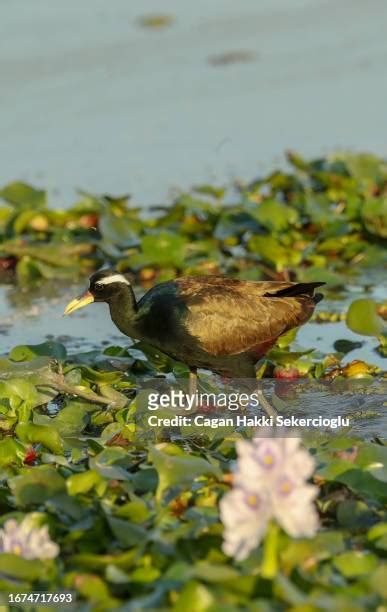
[93,283,103,292]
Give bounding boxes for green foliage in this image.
[0,152,386,607]
[0,336,385,607]
[0,151,386,286]
[346,299,385,337]
[149,444,221,501]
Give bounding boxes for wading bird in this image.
[64,270,324,415]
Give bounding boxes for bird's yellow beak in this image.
[63,290,94,315]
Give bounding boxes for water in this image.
[0,1,386,436]
[1,0,387,205]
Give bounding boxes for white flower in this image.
[220,434,319,560]
[0,515,59,560]
[220,488,271,561]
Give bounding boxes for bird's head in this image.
[64,269,131,315]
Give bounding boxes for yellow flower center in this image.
[263,453,274,466]
[246,494,259,507]
[13,544,22,555]
[280,480,292,495]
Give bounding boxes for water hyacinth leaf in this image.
[141,231,187,267]
[299,266,344,287]
[333,339,363,354]
[346,299,384,337]
[333,152,387,183]
[361,197,387,238]
[0,553,47,581]
[192,561,240,583]
[274,573,312,607]
[11,209,47,234]
[337,469,387,503]
[0,182,46,208]
[130,566,160,583]
[114,500,150,523]
[248,235,302,271]
[149,445,221,501]
[15,258,42,284]
[45,491,85,521]
[106,516,147,547]
[9,341,67,362]
[0,356,52,378]
[65,572,118,607]
[193,184,225,200]
[370,565,387,599]
[267,348,314,366]
[303,194,331,225]
[254,200,299,231]
[131,468,158,494]
[336,500,375,529]
[73,365,122,384]
[67,470,106,496]
[90,447,132,480]
[214,210,260,239]
[367,522,387,546]
[281,531,345,573]
[105,564,130,584]
[173,580,215,612]
[15,423,64,454]
[99,212,139,248]
[333,551,378,578]
[9,465,66,505]
[70,550,137,571]
[355,443,387,482]
[47,401,91,436]
[0,378,38,412]
[275,328,298,349]
[99,384,128,407]
[0,438,26,467]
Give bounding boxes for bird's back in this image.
[136,276,324,360]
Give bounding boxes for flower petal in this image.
[273,484,319,538]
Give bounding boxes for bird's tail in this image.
[313,292,324,304]
[264,281,325,301]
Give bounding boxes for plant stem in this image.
[261,521,279,579]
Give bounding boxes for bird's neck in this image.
[108,286,141,339]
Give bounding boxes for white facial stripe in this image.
[96,274,130,286]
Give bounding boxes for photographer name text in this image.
[147,414,350,430]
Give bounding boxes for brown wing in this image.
[175,276,323,356]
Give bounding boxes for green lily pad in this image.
[9,341,67,362]
[0,182,46,208]
[0,553,47,581]
[254,199,299,231]
[334,551,378,577]
[248,235,302,271]
[362,197,387,238]
[150,444,221,501]
[9,465,66,505]
[16,423,64,454]
[346,299,385,337]
[141,231,187,267]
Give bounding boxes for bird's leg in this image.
[189,367,198,397]
[255,388,278,420]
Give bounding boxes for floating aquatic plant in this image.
[0,152,385,607]
[0,515,59,560]
[220,435,319,560]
